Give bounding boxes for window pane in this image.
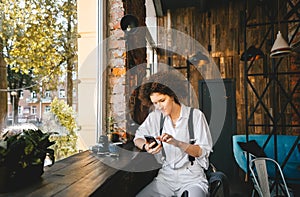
[59,89,65,98]
[32,106,37,114]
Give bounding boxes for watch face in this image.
[190,139,196,144]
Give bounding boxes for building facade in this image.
[7,82,78,126]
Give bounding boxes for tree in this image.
[6,65,35,124]
[0,0,64,124]
[0,0,78,125]
[0,37,7,130]
[58,0,78,106]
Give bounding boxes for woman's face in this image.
[150,92,174,116]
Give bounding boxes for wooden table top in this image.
[0,151,118,197]
[0,143,159,197]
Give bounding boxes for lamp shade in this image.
[270,31,291,58]
[120,15,138,34]
[188,51,209,64]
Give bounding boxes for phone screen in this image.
[144,135,159,148]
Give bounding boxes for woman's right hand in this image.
[145,142,162,154]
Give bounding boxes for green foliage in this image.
[7,65,34,91]
[0,0,78,92]
[0,0,79,161]
[49,135,77,161]
[0,0,62,91]
[50,97,78,134]
[0,128,55,173]
[47,97,79,160]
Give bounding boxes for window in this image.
[31,91,37,98]
[23,107,30,114]
[18,106,22,115]
[73,88,76,97]
[72,70,77,80]
[20,91,24,99]
[59,89,65,98]
[45,91,51,98]
[45,106,51,112]
[31,106,37,115]
[7,93,11,104]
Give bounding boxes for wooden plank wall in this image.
[156,0,299,135]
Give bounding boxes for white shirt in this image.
[134,104,213,170]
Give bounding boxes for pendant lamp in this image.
[270,31,291,58]
[270,0,291,58]
[120,15,138,34]
[241,45,264,61]
[188,51,209,65]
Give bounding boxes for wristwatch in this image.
[142,143,146,151]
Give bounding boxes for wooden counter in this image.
[0,144,159,197]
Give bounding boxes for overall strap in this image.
[160,113,166,159]
[188,108,195,165]
[188,108,194,139]
[160,113,165,135]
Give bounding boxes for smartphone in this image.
[144,135,159,148]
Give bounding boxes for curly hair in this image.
[138,71,188,107]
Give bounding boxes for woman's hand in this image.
[134,138,162,154]
[145,141,162,154]
[157,133,202,157]
[158,133,179,146]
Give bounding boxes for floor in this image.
[229,178,253,197]
[228,173,300,197]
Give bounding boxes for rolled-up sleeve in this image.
[134,110,161,142]
[194,110,213,170]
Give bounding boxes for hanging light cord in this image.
[277,0,280,30]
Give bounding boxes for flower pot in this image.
[0,128,55,192]
[0,163,44,193]
[16,164,44,180]
[0,166,9,193]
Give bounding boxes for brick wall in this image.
[107,0,126,130]
[107,0,146,132]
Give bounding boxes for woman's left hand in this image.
[158,133,178,146]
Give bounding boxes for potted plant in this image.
[0,125,55,192]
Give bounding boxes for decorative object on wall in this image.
[240,45,264,61]
[120,14,139,34]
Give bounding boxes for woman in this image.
[134,76,213,197]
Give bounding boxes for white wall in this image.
[77,0,98,149]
